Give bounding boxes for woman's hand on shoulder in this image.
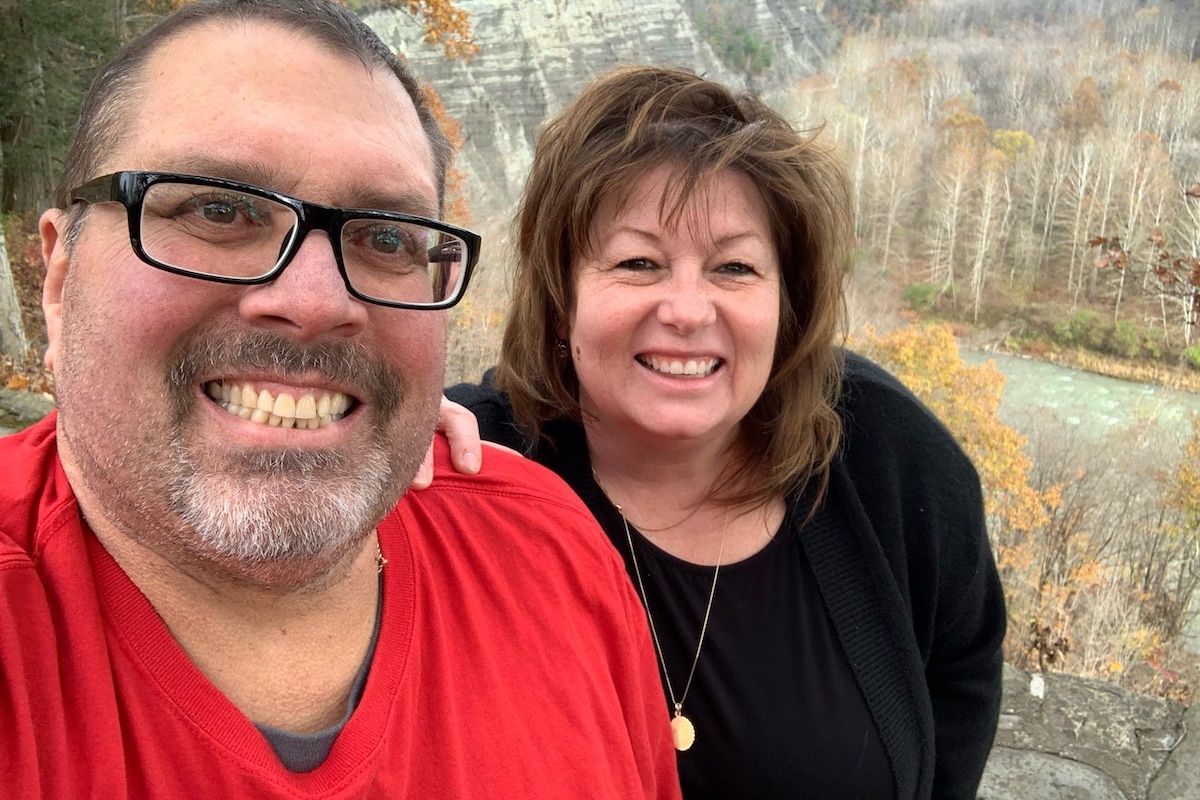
[411,395,502,489]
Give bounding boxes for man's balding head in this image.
[54,0,450,219]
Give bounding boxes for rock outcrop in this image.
[0,387,52,435]
[366,0,834,217]
[980,664,1198,799]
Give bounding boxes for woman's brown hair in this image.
[497,65,852,506]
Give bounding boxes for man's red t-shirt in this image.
[0,413,680,798]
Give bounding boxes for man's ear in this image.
[40,208,70,373]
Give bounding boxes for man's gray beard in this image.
[166,435,396,565]
[160,327,410,569]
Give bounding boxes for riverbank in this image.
[1002,342,1200,394]
[949,318,1200,395]
[961,349,1200,449]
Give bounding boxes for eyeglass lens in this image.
[139,181,468,306]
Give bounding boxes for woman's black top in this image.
[589,481,894,799]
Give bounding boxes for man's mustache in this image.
[166,328,401,418]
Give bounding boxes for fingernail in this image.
[462,451,480,473]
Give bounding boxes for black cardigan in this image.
[446,352,1006,798]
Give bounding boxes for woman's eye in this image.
[719,261,757,276]
[616,257,658,271]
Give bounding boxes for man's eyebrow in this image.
[151,156,441,218]
[159,155,285,191]
[343,185,440,219]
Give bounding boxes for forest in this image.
[784,0,1200,369]
[2,0,1200,700]
[789,0,1200,698]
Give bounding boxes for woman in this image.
[444,65,1004,799]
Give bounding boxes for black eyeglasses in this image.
[70,171,480,310]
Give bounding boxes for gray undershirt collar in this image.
[255,588,383,773]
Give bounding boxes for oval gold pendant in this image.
[670,714,695,751]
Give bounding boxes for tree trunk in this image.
[0,225,29,359]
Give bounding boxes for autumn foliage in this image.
[855,324,1052,535]
[420,83,470,225]
[787,4,1200,363]
[855,325,1199,696]
[340,0,477,60]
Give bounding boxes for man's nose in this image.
[237,231,368,341]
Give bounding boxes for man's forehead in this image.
[105,19,438,209]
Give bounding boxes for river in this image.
[964,350,1200,651]
[963,350,1200,450]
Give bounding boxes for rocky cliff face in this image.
[366,0,834,217]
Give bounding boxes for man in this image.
[0,1,679,796]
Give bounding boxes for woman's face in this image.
[566,166,781,452]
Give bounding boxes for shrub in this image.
[1110,319,1142,359]
[1053,309,1103,349]
[902,282,939,312]
[1186,345,1200,371]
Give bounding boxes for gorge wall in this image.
[366,0,835,218]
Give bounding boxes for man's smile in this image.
[204,379,355,429]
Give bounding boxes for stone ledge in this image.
[0,387,54,432]
[979,664,1195,799]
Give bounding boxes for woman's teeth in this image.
[204,381,351,429]
[639,356,721,377]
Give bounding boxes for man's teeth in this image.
[204,381,351,429]
[641,356,721,377]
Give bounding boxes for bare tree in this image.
[0,225,29,359]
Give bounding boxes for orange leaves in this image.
[388,0,478,60]
[419,82,470,225]
[1089,235,1129,271]
[1059,76,1103,132]
[0,353,54,398]
[1163,415,1200,525]
[1098,226,1200,292]
[337,1,477,60]
[938,97,989,149]
[888,57,924,91]
[854,324,1052,535]
[420,82,462,150]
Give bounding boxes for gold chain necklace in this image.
[594,471,726,752]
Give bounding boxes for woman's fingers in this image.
[440,396,482,475]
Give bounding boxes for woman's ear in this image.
[40,209,71,373]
